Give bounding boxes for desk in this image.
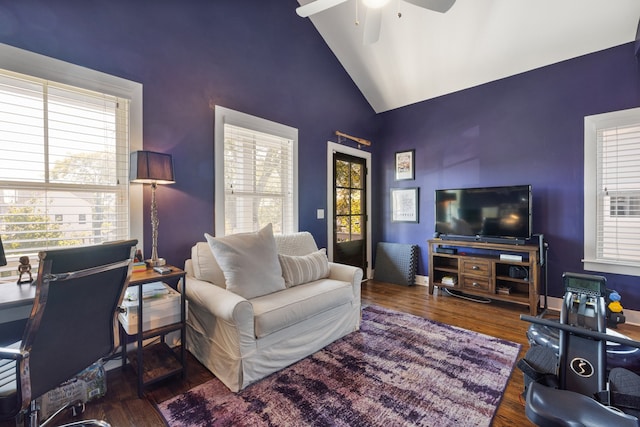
[0,281,35,344]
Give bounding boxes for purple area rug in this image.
[157,305,521,426]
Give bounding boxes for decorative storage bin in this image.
[37,362,106,420]
[118,282,182,334]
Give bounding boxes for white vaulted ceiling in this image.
[297,0,640,113]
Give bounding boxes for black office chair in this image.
[0,240,137,427]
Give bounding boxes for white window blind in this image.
[597,124,640,262]
[223,124,294,234]
[0,69,130,274]
[214,107,298,236]
[584,107,640,276]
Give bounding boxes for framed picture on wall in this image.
[395,149,415,181]
[391,187,419,223]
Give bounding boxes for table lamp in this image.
[130,151,175,267]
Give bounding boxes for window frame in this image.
[0,43,143,264]
[584,106,640,276]
[214,106,298,236]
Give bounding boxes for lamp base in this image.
[146,258,167,267]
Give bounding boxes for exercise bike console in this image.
[560,273,607,394]
[563,272,607,297]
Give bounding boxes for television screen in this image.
[435,185,532,242]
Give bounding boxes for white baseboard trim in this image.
[369,270,429,286]
[414,274,428,286]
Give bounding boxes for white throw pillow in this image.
[191,242,226,288]
[205,224,285,299]
[278,248,330,288]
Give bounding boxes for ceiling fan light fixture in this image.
[363,0,391,9]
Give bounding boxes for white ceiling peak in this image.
[297,0,640,113]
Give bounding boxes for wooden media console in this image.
[428,239,541,315]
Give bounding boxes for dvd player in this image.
[435,247,457,255]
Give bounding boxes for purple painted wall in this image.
[376,42,640,308]
[2,1,640,309]
[0,0,376,263]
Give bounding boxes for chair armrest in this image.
[328,262,363,300]
[0,342,30,417]
[0,346,24,361]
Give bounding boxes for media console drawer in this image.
[461,276,491,292]
[460,258,491,276]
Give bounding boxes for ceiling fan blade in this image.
[402,0,456,13]
[363,7,382,45]
[296,0,349,17]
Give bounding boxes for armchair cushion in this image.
[205,224,286,299]
[278,249,330,288]
[251,279,353,338]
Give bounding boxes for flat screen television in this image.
[435,184,532,244]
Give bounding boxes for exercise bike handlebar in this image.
[521,314,640,349]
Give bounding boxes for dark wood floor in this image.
[4,280,639,426]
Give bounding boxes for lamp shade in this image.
[0,235,6,267]
[130,151,175,184]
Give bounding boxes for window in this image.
[610,196,640,217]
[0,43,142,278]
[214,106,298,236]
[584,107,640,276]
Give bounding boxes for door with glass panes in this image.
[333,152,367,272]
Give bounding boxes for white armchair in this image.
[183,231,362,392]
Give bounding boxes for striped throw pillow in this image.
[278,249,330,288]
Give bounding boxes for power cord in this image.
[538,239,550,317]
[443,287,492,304]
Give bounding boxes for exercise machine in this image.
[519,272,640,426]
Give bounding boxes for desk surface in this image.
[129,265,185,286]
[0,265,186,310]
[0,280,36,310]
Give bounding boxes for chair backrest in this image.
[22,240,137,402]
[274,232,318,256]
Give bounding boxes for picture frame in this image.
[391,187,419,223]
[395,149,415,181]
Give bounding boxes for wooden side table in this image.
[119,265,187,397]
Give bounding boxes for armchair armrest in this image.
[185,276,253,324]
[328,262,363,300]
[184,276,255,353]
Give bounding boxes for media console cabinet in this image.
[428,239,541,315]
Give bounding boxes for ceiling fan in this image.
[296,0,456,44]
